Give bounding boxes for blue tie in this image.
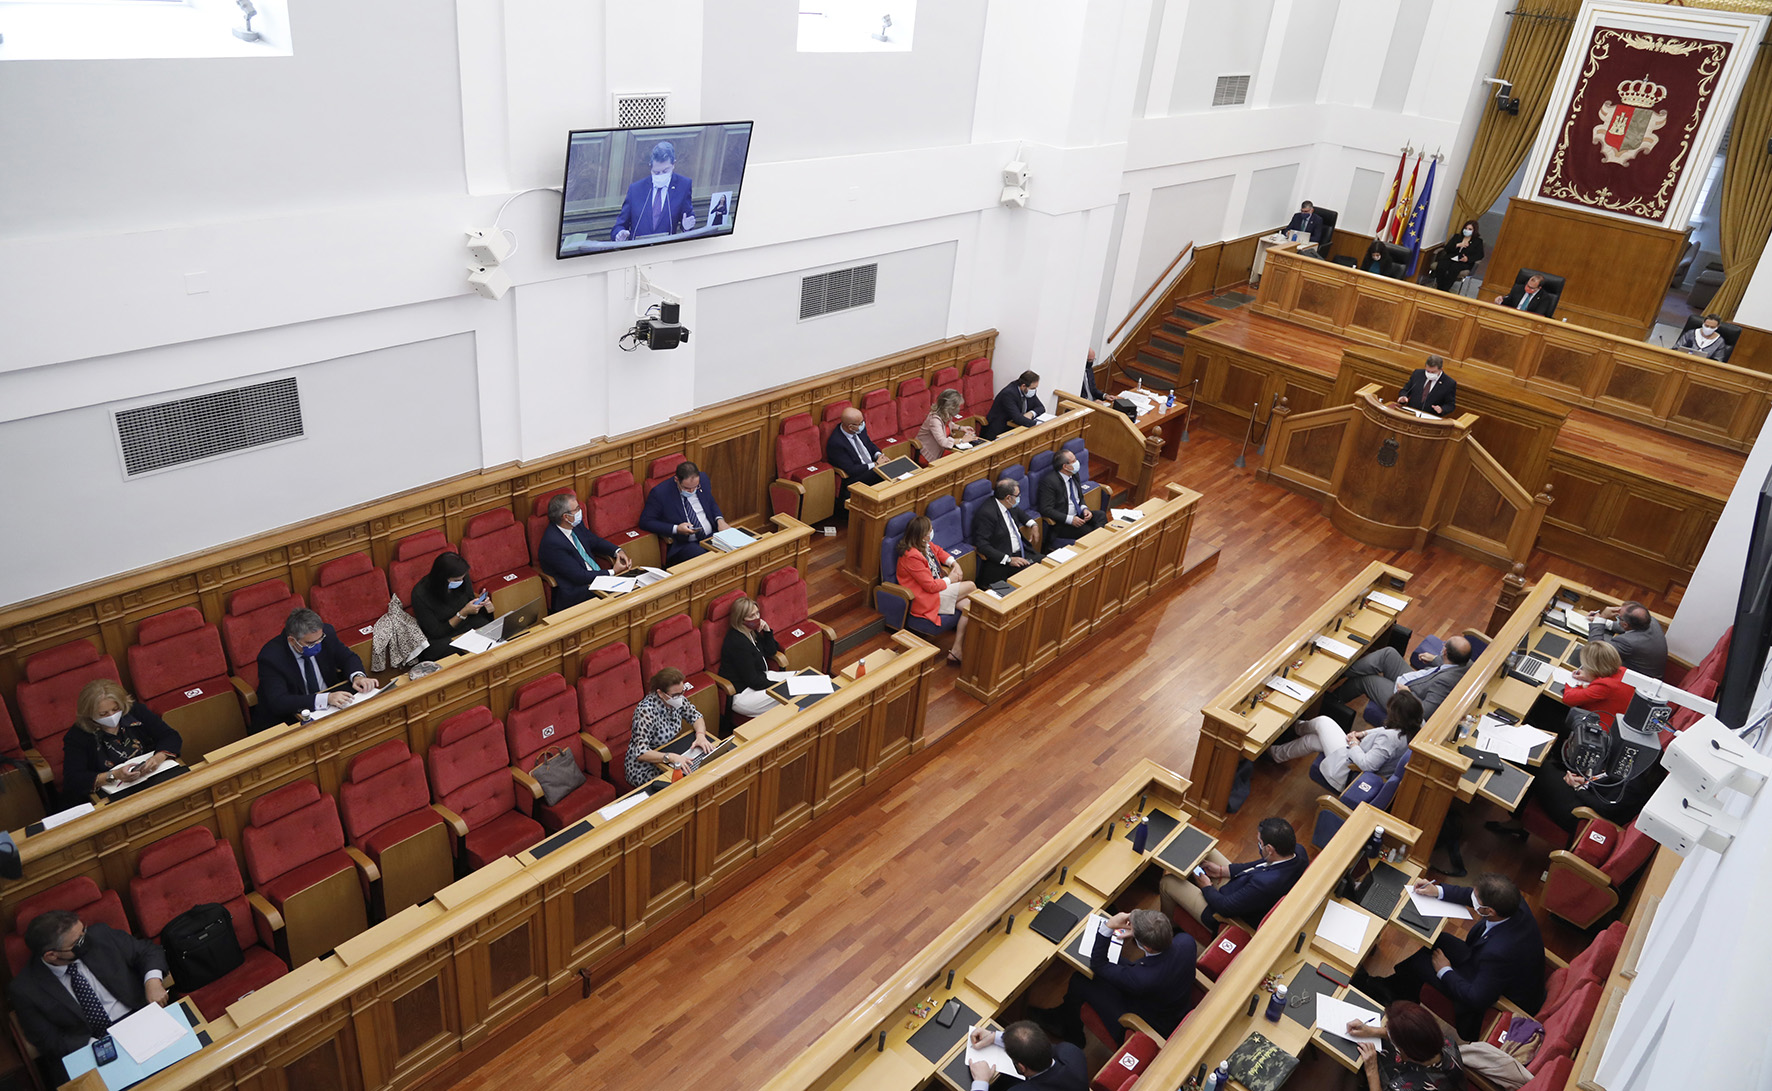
[67,963,112,1036]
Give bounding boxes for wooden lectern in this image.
[1325,384,1477,551]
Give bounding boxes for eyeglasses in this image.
[48,929,88,958]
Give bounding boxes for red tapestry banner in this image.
[1535,27,1731,222]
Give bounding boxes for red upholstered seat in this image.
[427,707,544,868]
[5,877,131,975]
[642,614,723,723]
[525,488,577,569]
[859,388,902,445]
[388,528,454,606]
[1529,981,1601,1074]
[931,365,960,392]
[896,377,931,437]
[1521,1054,1574,1090]
[460,509,540,594]
[771,414,838,524]
[130,826,289,1020]
[1545,814,1659,928]
[775,414,829,483]
[701,590,750,675]
[818,402,851,451]
[757,567,831,673]
[577,645,643,791]
[644,452,689,494]
[339,739,447,856]
[1091,1030,1162,1091]
[588,471,652,556]
[1197,924,1250,980]
[1668,626,1731,732]
[220,579,305,690]
[128,607,245,762]
[1535,922,1626,1025]
[506,674,617,830]
[16,640,121,784]
[241,782,369,956]
[0,700,26,762]
[962,357,994,419]
[307,553,390,652]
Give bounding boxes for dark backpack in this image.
[160,903,243,991]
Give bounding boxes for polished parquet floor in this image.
[445,420,1679,1091]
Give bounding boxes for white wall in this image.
[1670,421,1772,664]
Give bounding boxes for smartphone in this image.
[473,590,491,605]
[1193,865,1208,880]
[93,1035,118,1065]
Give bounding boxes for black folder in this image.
[1397,896,1436,939]
[1030,901,1081,943]
[1123,808,1181,848]
[1156,825,1214,874]
[1460,745,1503,771]
[1533,633,1571,660]
[878,456,920,480]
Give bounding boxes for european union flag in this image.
[1401,157,1436,278]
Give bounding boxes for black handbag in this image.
[160,902,243,991]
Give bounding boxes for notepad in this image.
[965,1028,1025,1082]
[590,575,639,593]
[1315,993,1384,1044]
[1047,547,1078,563]
[1036,412,1056,422]
[98,757,184,795]
[786,674,834,696]
[110,1001,188,1064]
[634,567,671,587]
[307,684,384,719]
[1314,634,1358,659]
[1366,590,1409,612]
[1266,675,1313,702]
[1315,900,1370,952]
[709,528,758,551]
[1080,915,1123,964]
[450,630,498,654]
[1407,890,1474,919]
[1110,508,1145,522]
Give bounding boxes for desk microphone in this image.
[877,1031,886,1052]
[1138,792,1148,811]
[946,969,955,989]
[1294,931,1307,953]
[1246,995,1259,1017]
[1107,823,1116,840]
[1006,914,1015,935]
[1059,865,1068,885]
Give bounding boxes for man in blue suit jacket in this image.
[1039,909,1197,1046]
[1163,817,1307,929]
[1397,354,1458,417]
[253,608,373,732]
[965,1023,1087,1090]
[640,461,729,567]
[536,492,632,612]
[1284,200,1326,244]
[1362,873,1544,1039]
[826,406,889,490]
[611,141,695,242]
[983,370,1045,439]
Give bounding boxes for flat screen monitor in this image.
[556,121,753,259]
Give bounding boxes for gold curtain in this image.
[1446,0,1584,231]
[1710,45,1772,320]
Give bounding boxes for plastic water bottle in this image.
[1264,983,1287,1021]
[1132,815,1150,854]
[1205,1060,1230,1090]
[1166,388,1177,408]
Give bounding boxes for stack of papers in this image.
[309,684,383,720]
[1081,914,1123,964]
[1110,508,1145,522]
[1407,889,1474,919]
[965,1028,1023,1080]
[596,794,649,821]
[450,630,498,654]
[1266,675,1314,702]
[591,575,639,594]
[1314,634,1358,659]
[99,756,183,795]
[1047,547,1078,563]
[786,674,834,696]
[1367,590,1409,612]
[709,528,758,551]
[1035,412,1057,422]
[1474,719,1556,763]
[1315,901,1370,952]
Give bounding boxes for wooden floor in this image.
[445,423,1681,1091]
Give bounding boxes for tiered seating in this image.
[0,701,44,831]
[220,578,306,693]
[388,528,453,606]
[817,402,851,451]
[1061,439,1110,506]
[338,739,454,916]
[129,826,289,1019]
[505,674,618,830]
[1666,625,1730,732]
[756,567,834,674]
[307,553,390,667]
[15,640,120,786]
[1310,750,1413,849]
[586,470,660,569]
[426,707,544,869]
[858,388,911,458]
[127,606,244,763]
[896,377,931,444]
[770,413,837,525]
[240,781,371,968]
[643,452,689,493]
[524,488,577,570]
[1543,811,1657,927]
[3,877,130,975]
[1091,1028,1164,1091]
[925,495,975,581]
[576,644,644,790]
[961,356,994,421]
[459,509,544,615]
[641,614,728,726]
[930,365,965,426]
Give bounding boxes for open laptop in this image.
[452,596,545,652]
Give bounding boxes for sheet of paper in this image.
[1551,667,1577,687]
[309,688,379,722]
[596,793,649,821]
[710,528,758,551]
[785,674,835,696]
[41,803,94,830]
[450,630,497,654]
[1110,508,1145,522]
[765,671,794,683]
[1266,675,1314,702]
[1314,635,1358,659]
[1081,915,1122,964]
[953,441,972,450]
[1047,547,1078,563]
[1366,590,1409,612]
[1315,993,1384,1043]
[1567,613,1592,636]
[1315,900,1371,953]
[99,759,184,795]
[634,567,671,587]
[1036,412,1057,422]
[965,1027,1025,1081]
[590,575,638,593]
[1407,890,1474,919]
[1475,726,1532,764]
[110,1001,187,1064]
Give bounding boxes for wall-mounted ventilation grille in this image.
[615,93,669,128]
[800,264,879,320]
[115,378,303,477]
[1213,75,1251,107]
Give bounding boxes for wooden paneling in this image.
[1481,198,1686,340]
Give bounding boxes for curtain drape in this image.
[1711,44,1772,320]
[1446,0,1584,231]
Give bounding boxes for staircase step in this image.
[1171,307,1222,327]
[1150,330,1188,354]
[1140,342,1187,366]
[1128,356,1180,385]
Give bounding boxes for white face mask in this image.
[1026,386,1037,397]
[447,578,464,590]
[568,510,582,527]
[1063,461,1077,476]
[96,711,123,729]
[665,694,686,709]
[1462,228,1473,237]
[652,169,672,189]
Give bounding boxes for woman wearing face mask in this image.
[626,667,714,786]
[1361,242,1392,277]
[410,552,491,662]
[916,389,977,462]
[894,515,974,665]
[61,679,181,807]
[719,597,785,718]
[1431,220,1484,292]
[1673,314,1730,360]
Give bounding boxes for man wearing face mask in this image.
[626,668,715,787]
[983,370,1045,439]
[536,492,632,611]
[1161,817,1307,929]
[611,141,696,242]
[9,910,170,1073]
[1034,909,1198,1046]
[641,461,731,567]
[825,406,889,493]
[964,1022,1087,1090]
[971,478,1043,587]
[1357,873,1544,1040]
[252,608,375,731]
[1037,450,1106,545]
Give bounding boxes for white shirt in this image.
[44,957,163,1030]
[1060,469,1081,519]
[844,426,873,466]
[290,641,365,713]
[680,489,712,536]
[997,500,1024,554]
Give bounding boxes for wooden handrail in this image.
[1106,240,1194,345]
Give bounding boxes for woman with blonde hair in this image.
[719,596,785,719]
[915,388,976,462]
[61,678,181,807]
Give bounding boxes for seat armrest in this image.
[246,891,285,933]
[1316,793,1353,818]
[1117,1012,1167,1045]
[773,652,790,669]
[580,733,613,763]
[343,845,381,884]
[430,803,469,837]
[771,477,808,494]
[511,767,544,799]
[1571,806,1603,825]
[539,572,557,589]
[1547,849,1610,887]
[1544,948,1569,970]
[24,749,52,784]
[812,620,837,641]
[704,671,737,696]
[230,676,257,707]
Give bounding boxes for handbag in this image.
[1495,1015,1545,1066]
[160,902,244,991]
[530,747,585,806]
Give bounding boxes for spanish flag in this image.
[1390,154,1421,243]
[1375,149,1408,240]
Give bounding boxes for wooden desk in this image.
[1187,562,1412,827]
[762,760,1202,1091]
[955,484,1201,704]
[1109,384,1189,461]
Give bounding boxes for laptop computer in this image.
[470,597,545,646]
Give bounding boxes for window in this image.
[0,0,293,61]
[1213,75,1251,108]
[797,1,915,53]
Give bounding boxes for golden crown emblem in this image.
[1617,76,1667,109]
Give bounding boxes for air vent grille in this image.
[615,94,669,128]
[800,264,879,320]
[1213,74,1251,107]
[115,377,303,477]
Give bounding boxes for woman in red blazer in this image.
[894,515,975,665]
[1561,640,1633,718]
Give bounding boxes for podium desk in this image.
[954,484,1201,705]
[1187,561,1412,827]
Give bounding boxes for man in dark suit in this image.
[1396,354,1457,417]
[1039,910,1197,1046]
[1495,273,1554,315]
[1081,349,1108,402]
[8,910,169,1069]
[253,607,374,731]
[639,461,729,567]
[1588,601,1667,678]
[1333,635,1472,721]
[965,1022,1087,1090]
[611,141,695,242]
[1284,200,1326,244]
[982,370,1044,439]
[1360,874,1545,1040]
[972,479,1042,587]
[536,492,631,612]
[826,406,889,491]
[1162,817,1307,929]
[1038,449,1106,545]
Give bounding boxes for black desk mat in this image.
[1396,896,1436,940]
[1123,808,1181,848]
[768,668,836,710]
[1318,989,1384,1063]
[1533,632,1571,661]
[529,820,593,859]
[1280,962,1347,1027]
[1030,901,1080,943]
[1484,762,1531,807]
[908,999,981,1062]
[1156,825,1214,873]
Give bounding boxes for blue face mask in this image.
[298,640,323,658]
[447,578,464,590]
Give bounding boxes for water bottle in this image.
[1205,1060,1231,1090]
[1166,388,1177,409]
[1264,983,1287,1021]
[1131,815,1150,854]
